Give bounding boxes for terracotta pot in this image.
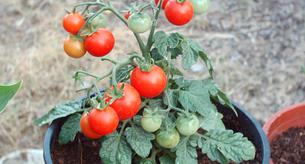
[263,103,305,164]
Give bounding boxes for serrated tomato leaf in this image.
[174,137,197,164]
[176,79,217,117]
[115,65,134,82]
[100,133,132,164]
[0,80,22,113]
[199,111,225,131]
[34,99,85,126]
[58,113,81,145]
[125,126,154,158]
[199,129,256,163]
[181,40,198,70]
[153,31,168,56]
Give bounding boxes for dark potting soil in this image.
[52,110,262,164]
[271,127,305,164]
[51,133,102,164]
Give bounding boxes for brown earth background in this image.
[0,0,305,156]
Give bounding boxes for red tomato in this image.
[131,65,167,98]
[124,11,131,19]
[106,83,141,120]
[80,113,102,139]
[165,0,194,26]
[155,0,170,9]
[84,28,115,57]
[88,106,119,135]
[63,13,85,35]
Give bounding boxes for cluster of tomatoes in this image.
[62,0,209,58]
[63,12,114,58]
[80,65,167,139]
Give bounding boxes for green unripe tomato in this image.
[127,13,152,33]
[190,0,210,14]
[141,112,162,132]
[91,14,107,30]
[156,129,180,149]
[176,114,200,136]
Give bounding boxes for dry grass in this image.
[0,0,304,156]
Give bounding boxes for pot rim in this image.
[263,102,305,134]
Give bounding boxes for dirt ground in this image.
[0,0,304,157]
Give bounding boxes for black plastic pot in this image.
[43,102,270,164]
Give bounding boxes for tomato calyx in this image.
[176,0,186,3]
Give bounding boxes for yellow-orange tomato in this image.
[63,36,86,58]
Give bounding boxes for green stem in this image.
[75,70,99,79]
[119,120,129,137]
[164,90,188,114]
[101,57,118,64]
[146,0,163,52]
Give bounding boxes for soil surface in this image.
[52,107,262,164]
[271,127,305,164]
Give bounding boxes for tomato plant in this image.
[63,36,86,58]
[36,1,256,164]
[165,0,194,26]
[127,13,152,33]
[131,65,167,98]
[88,106,119,135]
[63,12,85,35]
[80,112,102,139]
[156,129,180,148]
[190,0,210,14]
[106,83,141,120]
[84,28,115,57]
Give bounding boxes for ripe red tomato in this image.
[124,11,131,19]
[131,65,167,98]
[106,83,141,120]
[84,28,115,57]
[80,113,102,139]
[155,0,170,9]
[165,0,194,26]
[63,13,85,35]
[63,36,86,58]
[88,106,119,135]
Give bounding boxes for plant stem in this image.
[164,90,188,114]
[75,70,99,79]
[118,120,129,137]
[146,0,163,52]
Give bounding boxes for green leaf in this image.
[176,79,216,117]
[167,33,183,48]
[100,133,132,164]
[34,99,85,126]
[116,65,134,82]
[58,113,81,145]
[0,81,22,113]
[125,126,155,158]
[199,111,225,131]
[154,31,168,56]
[175,137,197,164]
[181,40,198,70]
[301,65,305,73]
[151,48,165,61]
[199,129,256,163]
[159,155,175,164]
[198,51,214,78]
[201,79,236,115]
